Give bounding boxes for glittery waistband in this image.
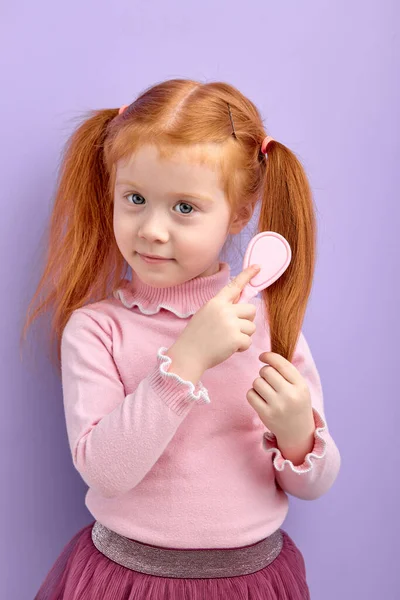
[91,521,283,579]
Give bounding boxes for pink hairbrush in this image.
[238,232,292,303]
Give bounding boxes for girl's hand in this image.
[246,351,316,464]
[172,265,260,373]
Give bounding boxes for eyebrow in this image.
[115,179,214,203]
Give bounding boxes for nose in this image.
[137,213,170,243]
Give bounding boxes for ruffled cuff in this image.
[147,346,210,416]
[262,408,327,474]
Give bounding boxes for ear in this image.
[228,204,255,234]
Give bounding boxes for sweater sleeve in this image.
[262,332,341,500]
[60,310,210,499]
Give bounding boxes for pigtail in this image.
[258,142,317,363]
[21,108,127,369]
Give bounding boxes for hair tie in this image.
[261,136,275,154]
[118,104,129,115]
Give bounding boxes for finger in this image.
[238,319,257,336]
[216,265,260,304]
[259,351,299,385]
[252,376,276,404]
[235,303,257,321]
[246,388,272,417]
[258,365,287,394]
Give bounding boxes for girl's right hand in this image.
[174,265,261,372]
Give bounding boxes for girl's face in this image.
[113,143,236,287]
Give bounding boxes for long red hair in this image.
[21,79,316,369]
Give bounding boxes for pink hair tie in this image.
[118,104,129,115]
[261,135,275,154]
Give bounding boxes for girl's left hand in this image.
[246,351,315,448]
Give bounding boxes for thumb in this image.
[216,264,261,303]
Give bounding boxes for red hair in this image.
[21,79,316,369]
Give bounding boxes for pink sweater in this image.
[61,261,340,548]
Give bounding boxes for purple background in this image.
[1,1,398,598]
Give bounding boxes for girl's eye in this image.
[175,202,194,215]
[125,193,195,215]
[127,193,145,206]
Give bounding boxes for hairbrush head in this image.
[238,232,292,303]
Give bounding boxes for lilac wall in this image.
[1,1,398,598]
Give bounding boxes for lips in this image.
[141,254,168,259]
[138,252,173,264]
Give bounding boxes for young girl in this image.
[24,78,340,599]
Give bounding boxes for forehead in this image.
[115,143,225,191]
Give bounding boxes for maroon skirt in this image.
[34,520,310,599]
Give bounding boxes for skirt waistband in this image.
[91,521,284,579]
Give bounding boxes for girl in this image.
[23,78,341,599]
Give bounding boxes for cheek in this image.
[113,215,122,242]
[181,223,225,255]
[113,224,132,259]
[113,209,133,240]
[206,222,231,247]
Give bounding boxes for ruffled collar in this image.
[113,261,232,318]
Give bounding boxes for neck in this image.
[113,261,232,318]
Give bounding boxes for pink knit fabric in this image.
[60,261,340,549]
